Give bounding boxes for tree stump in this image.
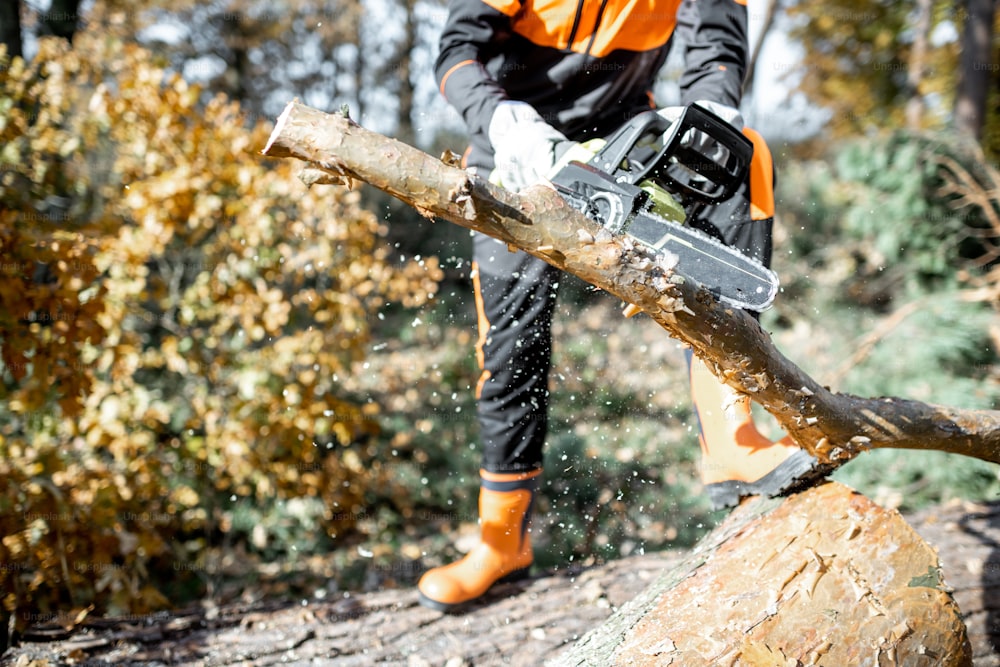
[553,481,972,666]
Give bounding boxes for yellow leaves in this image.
[788,0,960,141]
[99,396,123,432]
[161,336,189,374]
[815,15,835,33]
[872,29,895,51]
[340,449,364,474]
[170,485,199,509]
[2,532,29,560]
[193,193,224,225]
[237,367,266,401]
[262,290,291,333]
[134,61,164,88]
[0,140,20,165]
[0,20,439,628]
[59,135,81,158]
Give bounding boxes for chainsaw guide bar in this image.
[550,105,780,312]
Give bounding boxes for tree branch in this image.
[262,100,1000,468]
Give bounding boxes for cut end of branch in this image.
[262,99,298,158]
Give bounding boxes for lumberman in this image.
[418,0,821,611]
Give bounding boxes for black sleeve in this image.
[675,0,748,108]
[435,0,517,139]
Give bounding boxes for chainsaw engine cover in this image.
[548,104,779,312]
[594,106,753,204]
[549,161,648,233]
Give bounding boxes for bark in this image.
[905,0,933,129]
[262,99,1000,470]
[220,12,251,108]
[40,0,80,41]
[954,0,997,139]
[389,0,417,147]
[553,482,972,666]
[0,0,23,60]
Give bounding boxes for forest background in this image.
[0,0,998,649]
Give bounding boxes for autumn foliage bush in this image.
[0,33,440,633]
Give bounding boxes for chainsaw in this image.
[550,105,779,311]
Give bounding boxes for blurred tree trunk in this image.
[354,15,366,123]
[742,0,780,101]
[263,100,1000,470]
[906,0,933,129]
[0,0,23,59]
[954,0,997,139]
[392,0,417,147]
[40,0,80,41]
[220,9,252,108]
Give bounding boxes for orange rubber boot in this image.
[690,358,823,509]
[417,469,539,612]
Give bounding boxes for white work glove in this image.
[488,101,571,192]
[694,100,743,129]
[657,100,744,131]
[656,104,684,127]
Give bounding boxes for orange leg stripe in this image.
[472,262,492,399]
[480,468,544,483]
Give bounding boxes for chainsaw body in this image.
[550,105,779,311]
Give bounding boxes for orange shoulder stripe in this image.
[439,59,478,97]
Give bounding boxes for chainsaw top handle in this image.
[587,104,753,204]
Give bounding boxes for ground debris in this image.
[4,498,1000,666]
[1,554,676,666]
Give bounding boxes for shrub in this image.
[770,130,1000,510]
[0,33,440,635]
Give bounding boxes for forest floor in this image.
[6,291,1000,666]
[4,495,1000,666]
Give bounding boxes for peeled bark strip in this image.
[263,100,1000,469]
[553,482,972,666]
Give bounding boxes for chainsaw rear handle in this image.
[590,105,753,204]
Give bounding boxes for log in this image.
[262,100,1000,470]
[552,481,972,666]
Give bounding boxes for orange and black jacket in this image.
[435,0,748,169]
